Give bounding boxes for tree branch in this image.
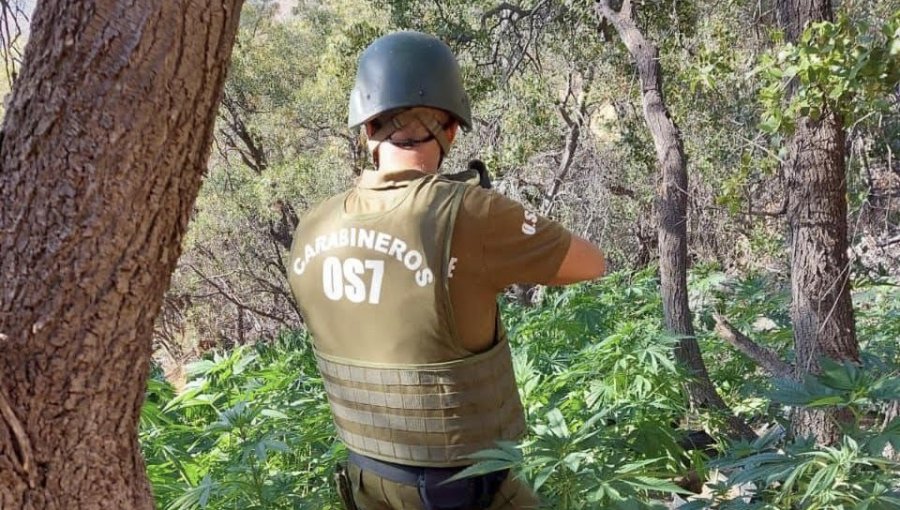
[621,0,633,20]
[219,92,268,173]
[713,313,795,379]
[0,385,35,488]
[481,2,529,22]
[876,234,900,248]
[542,70,592,216]
[479,0,553,82]
[0,0,26,87]
[187,263,292,327]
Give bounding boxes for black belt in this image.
[347,451,508,510]
[348,451,443,485]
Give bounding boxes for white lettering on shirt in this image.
[522,210,538,236]
[292,229,433,291]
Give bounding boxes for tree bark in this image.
[0,1,243,508]
[777,0,860,445]
[596,0,756,441]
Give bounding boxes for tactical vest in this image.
[288,174,526,467]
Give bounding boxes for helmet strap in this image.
[368,110,453,169]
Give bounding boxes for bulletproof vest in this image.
[288,174,526,467]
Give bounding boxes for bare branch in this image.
[218,92,268,173]
[621,0,633,20]
[0,386,36,488]
[608,184,637,199]
[481,2,529,22]
[266,199,298,251]
[186,263,292,327]
[713,313,795,379]
[542,70,593,216]
[479,0,553,83]
[0,0,27,87]
[877,235,900,248]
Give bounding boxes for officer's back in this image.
[288,30,605,510]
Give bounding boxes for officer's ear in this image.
[445,122,459,145]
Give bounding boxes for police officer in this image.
[288,30,605,510]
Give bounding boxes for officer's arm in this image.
[546,235,605,285]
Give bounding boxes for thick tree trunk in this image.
[0,1,243,508]
[777,0,860,445]
[596,0,756,441]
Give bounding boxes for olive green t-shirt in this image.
[345,169,571,353]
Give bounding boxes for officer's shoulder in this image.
[432,175,491,202]
[434,172,495,195]
[436,168,480,188]
[433,174,474,189]
[431,177,502,221]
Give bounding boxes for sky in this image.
[5,0,36,35]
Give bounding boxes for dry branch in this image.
[481,2,530,21]
[0,386,34,488]
[187,263,293,327]
[0,0,26,87]
[712,313,795,379]
[220,92,268,173]
[542,70,592,216]
[877,235,900,248]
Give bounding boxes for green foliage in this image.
[464,271,696,508]
[142,332,340,509]
[691,266,792,418]
[770,358,900,414]
[758,12,900,135]
[143,269,900,509]
[855,281,900,364]
[683,271,900,509]
[704,7,900,220]
[708,358,900,509]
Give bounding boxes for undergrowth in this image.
[141,268,900,509]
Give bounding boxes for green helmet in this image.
[348,31,472,131]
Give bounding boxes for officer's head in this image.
[348,31,471,169]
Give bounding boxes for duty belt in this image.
[348,451,508,510]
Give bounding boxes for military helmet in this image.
[348,31,472,131]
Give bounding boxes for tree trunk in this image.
[596,0,756,441]
[0,1,243,508]
[777,0,860,445]
[883,400,900,460]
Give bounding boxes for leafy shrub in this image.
[142,270,900,509]
[705,358,900,509]
[757,11,900,135]
[470,271,701,508]
[142,332,340,510]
